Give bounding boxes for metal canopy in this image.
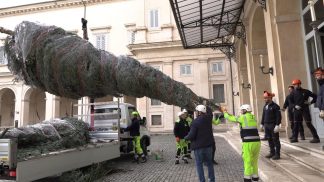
[170,0,246,57]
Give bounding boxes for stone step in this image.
[260,133,324,174]
[279,141,324,174]
[259,142,324,182]
[216,132,297,182]
[220,131,324,182]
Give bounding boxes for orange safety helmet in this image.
[263,91,274,98]
[292,79,301,85]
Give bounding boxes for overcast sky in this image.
[0,0,54,9]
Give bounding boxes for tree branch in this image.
[0,27,14,35]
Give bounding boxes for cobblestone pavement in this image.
[100,134,244,182]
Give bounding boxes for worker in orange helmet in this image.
[282,85,305,140]
[260,91,282,160]
[290,79,320,143]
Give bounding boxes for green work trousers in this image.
[176,139,188,156]
[133,136,143,155]
[242,141,261,178]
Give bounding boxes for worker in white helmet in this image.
[185,104,215,182]
[174,111,190,164]
[220,104,261,182]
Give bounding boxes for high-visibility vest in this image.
[224,112,260,142]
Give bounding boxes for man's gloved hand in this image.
[260,124,264,131]
[120,128,125,133]
[295,105,302,110]
[274,125,280,133]
[304,101,311,105]
[176,137,180,142]
[320,110,324,118]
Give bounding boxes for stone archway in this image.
[24,88,46,125]
[249,7,271,122]
[0,88,15,127]
[60,97,78,118]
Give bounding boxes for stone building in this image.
[0,0,236,132]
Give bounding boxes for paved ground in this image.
[100,134,244,182]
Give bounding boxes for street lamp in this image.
[308,0,322,67]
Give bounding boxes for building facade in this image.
[0,0,235,132]
[235,0,324,138]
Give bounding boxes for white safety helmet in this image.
[240,104,252,112]
[195,105,206,113]
[178,112,184,117]
[182,109,188,113]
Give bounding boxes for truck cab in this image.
[90,102,150,155]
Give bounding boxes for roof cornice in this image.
[0,0,123,17]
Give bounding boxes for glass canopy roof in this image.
[170,0,246,50]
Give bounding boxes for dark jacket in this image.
[185,106,214,150]
[261,101,281,125]
[291,87,317,108]
[125,118,140,136]
[316,80,324,110]
[283,93,294,111]
[173,118,190,139]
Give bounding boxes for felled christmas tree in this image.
[3,21,219,110]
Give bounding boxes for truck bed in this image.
[16,141,120,182]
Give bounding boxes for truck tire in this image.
[141,135,150,156]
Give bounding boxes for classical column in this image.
[20,99,30,126]
[52,95,60,118]
[163,60,174,131]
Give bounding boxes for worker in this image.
[313,68,324,119]
[221,104,261,182]
[290,79,320,143]
[124,111,147,163]
[282,85,305,140]
[185,104,215,182]
[261,91,281,160]
[182,108,193,158]
[313,68,324,151]
[174,111,190,164]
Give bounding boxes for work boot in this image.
[272,154,280,160]
[265,153,274,158]
[141,155,147,163]
[244,178,252,182]
[175,159,179,164]
[175,156,180,164]
[300,134,305,140]
[289,136,294,140]
[133,155,139,164]
[290,138,298,143]
[252,177,259,182]
[310,138,320,143]
[182,156,188,164]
